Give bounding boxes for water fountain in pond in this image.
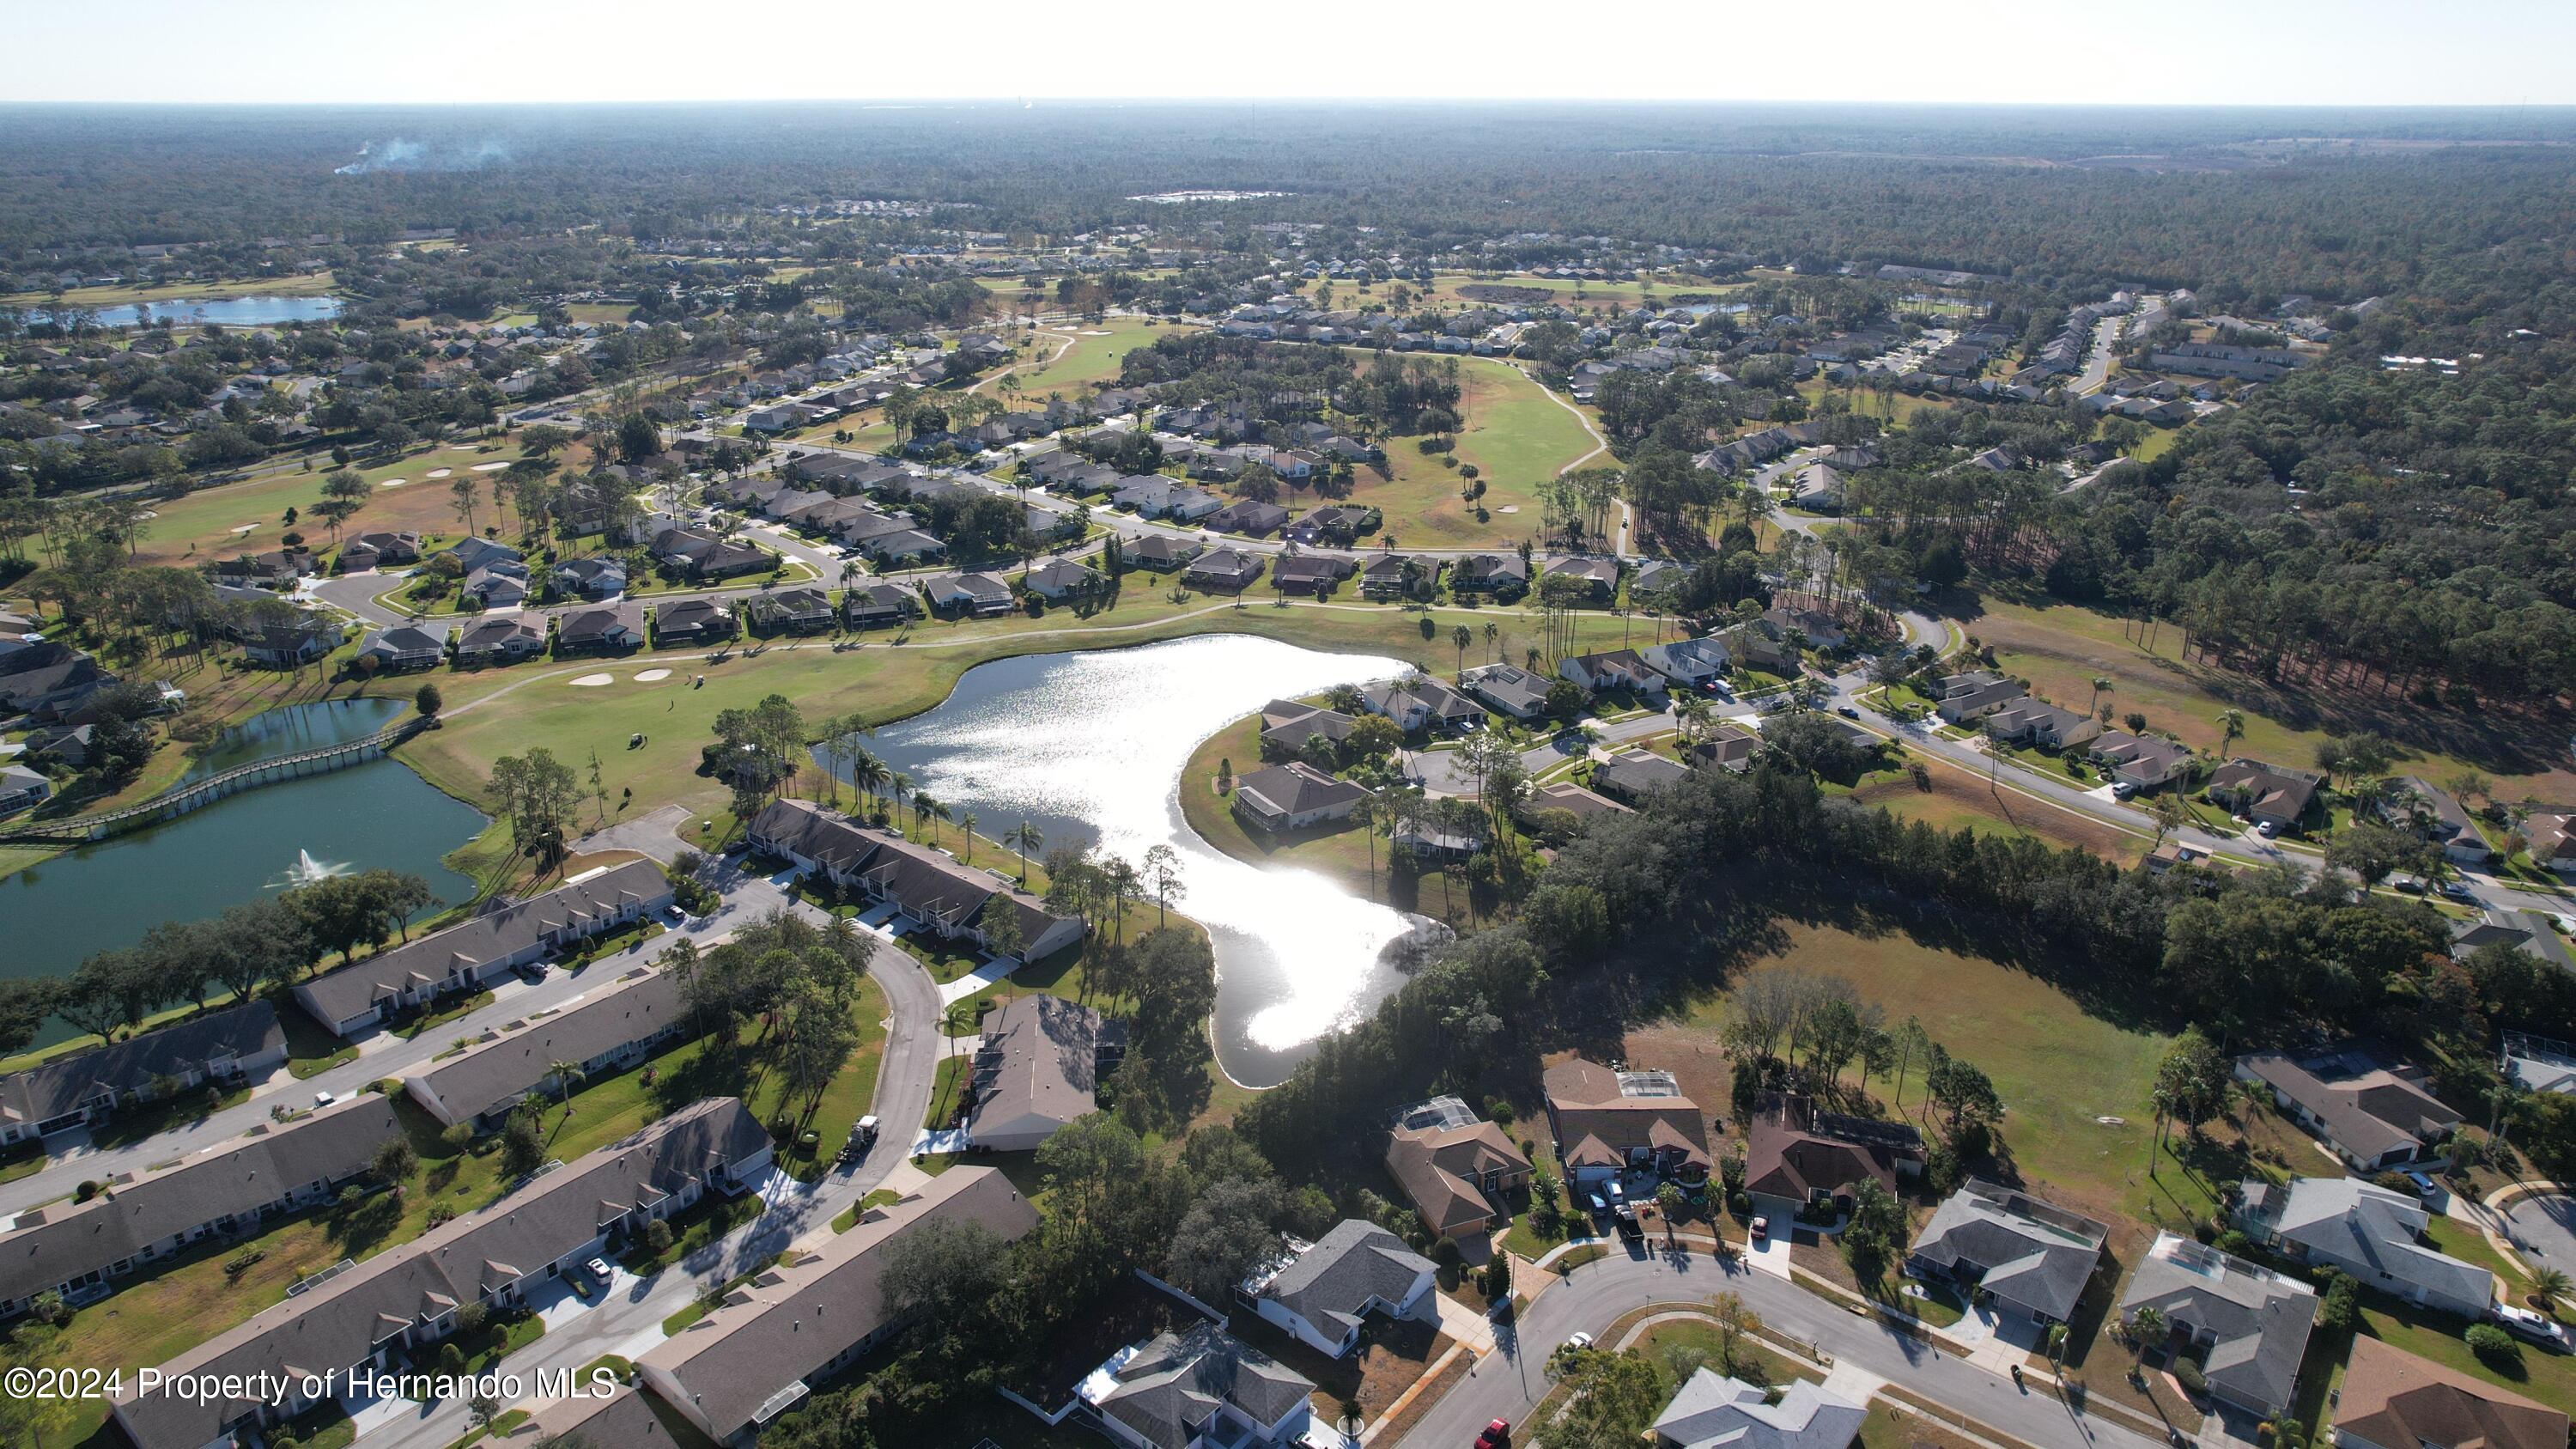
[277,849,353,887]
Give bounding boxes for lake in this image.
[1,697,485,1045]
[39,295,343,329]
[823,635,1424,1088]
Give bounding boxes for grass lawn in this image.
[993,317,1188,399]
[1335,357,1596,550]
[832,1189,902,1233]
[1847,749,2143,863]
[131,437,519,567]
[1964,592,2576,801]
[2,271,337,309]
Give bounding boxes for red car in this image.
[1475,1420,1511,1448]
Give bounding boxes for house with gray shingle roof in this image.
[1905,1178,2108,1327]
[1243,1220,1437,1358]
[0,1002,286,1148]
[1086,1323,1317,1449]
[2119,1232,2318,1419]
[1652,1368,1867,1449]
[404,967,688,1129]
[2234,1176,2492,1320]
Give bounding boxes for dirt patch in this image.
[1619,1024,1736,1131]
[1850,755,2139,862]
[1229,1311,1450,1426]
[1456,283,1556,305]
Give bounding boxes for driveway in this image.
[2498,1192,2576,1276]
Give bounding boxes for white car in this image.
[1564,1331,1595,1353]
[313,1091,337,1108]
[2494,1303,2571,1353]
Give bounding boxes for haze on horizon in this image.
[8,0,2575,108]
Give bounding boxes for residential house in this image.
[1932,674,2027,726]
[239,612,344,667]
[1284,505,1376,547]
[1520,781,1631,825]
[1651,1369,1867,1449]
[293,861,672,1038]
[2522,812,2576,875]
[555,601,647,654]
[1982,698,2103,750]
[1084,1324,1319,1449]
[2379,776,2493,864]
[744,588,835,635]
[112,1100,773,1449]
[1206,500,1288,538]
[2332,1336,2567,1449]
[652,527,770,581]
[1258,699,1356,758]
[1023,559,1104,603]
[1789,463,1845,514]
[1905,1179,2108,1327]
[636,1167,1036,1446]
[462,558,531,608]
[443,537,524,575]
[1383,1105,1533,1241]
[0,764,52,817]
[340,532,422,569]
[1593,748,1690,803]
[209,547,319,590]
[2092,732,2190,790]
[1745,1097,1923,1227]
[966,995,1124,1151]
[1242,1220,1437,1359]
[2206,758,2320,831]
[1558,648,1662,697]
[1543,555,1620,601]
[1231,761,1369,832]
[1182,548,1265,594]
[2233,1176,2492,1320]
[841,581,923,630]
[1685,724,1762,775]
[452,613,548,667]
[1642,636,1731,689]
[2453,909,2576,975]
[356,624,447,672]
[2118,1233,2318,1420]
[1542,1057,1713,1190]
[2233,1047,2458,1172]
[920,571,1016,617]
[1461,663,1553,721]
[0,1002,287,1148]
[747,800,1085,960]
[1127,535,1204,572]
[1361,677,1481,734]
[1268,551,1354,595]
[1449,553,1530,598]
[1358,551,1432,600]
[552,557,628,600]
[519,1386,689,1449]
[404,968,688,1130]
[1722,625,1800,676]
[1762,606,1846,650]
[653,598,737,646]
[0,1096,398,1319]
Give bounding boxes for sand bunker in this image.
[377,477,405,488]
[426,467,453,478]
[230,523,260,533]
[471,461,509,472]
[568,673,615,687]
[634,668,672,682]
[1498,505,1521,514]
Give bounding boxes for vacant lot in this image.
[1968,593,2576,800]
[1848,750,2142,863]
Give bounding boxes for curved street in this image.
[1390,1240,2160,1449]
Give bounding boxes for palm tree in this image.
[1004,820,1044,883]
[2088,675,2112,716]
[544,1059,585,1148]
[889,771,913,824]
[1452,624,1472,679]
[2216,708,2245,754]
[2535,1267,2572,1313]
[848,752,888,814]
[2125,1306,2167,1374]
[1484,619,1501,662]
[957,810,977,864]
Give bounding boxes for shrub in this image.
[440,1123,474,1154]
[2466,1323,2521,1369]
[75,1180,100,1203]
[1429,1236,1463,1271]
[643,1218,675,1256]
[2174,1360,2206,1396]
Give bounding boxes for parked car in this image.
[2440,880,2477,902]
[2111,781,2138,801]
[1474,1420,1511,1449]
[2495,1304,2571,1352]
[2257,819,2279,838]
[2391,874,2427,895]
[1749,1215,1770,1243]
[2403,1170,2439,1200]
[586,1257,615,1283]
[313,1091,337,1108]
[1835,704,1861,720]
[1564,1332,1594,1353]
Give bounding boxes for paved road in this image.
[1391,1241,2161,1449]
[2497,1192,2576,1278]
[2075,314,2125,396]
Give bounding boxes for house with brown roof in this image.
[1543,1057,1713,1190]
[637,1167,1037,1445]
[2207,758,2320,831]
[1745,1097,1923,1227]
[1384,1102,1533,1242]
[2334,1336,2567,1449]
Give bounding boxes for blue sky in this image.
[8,0,2574,106]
